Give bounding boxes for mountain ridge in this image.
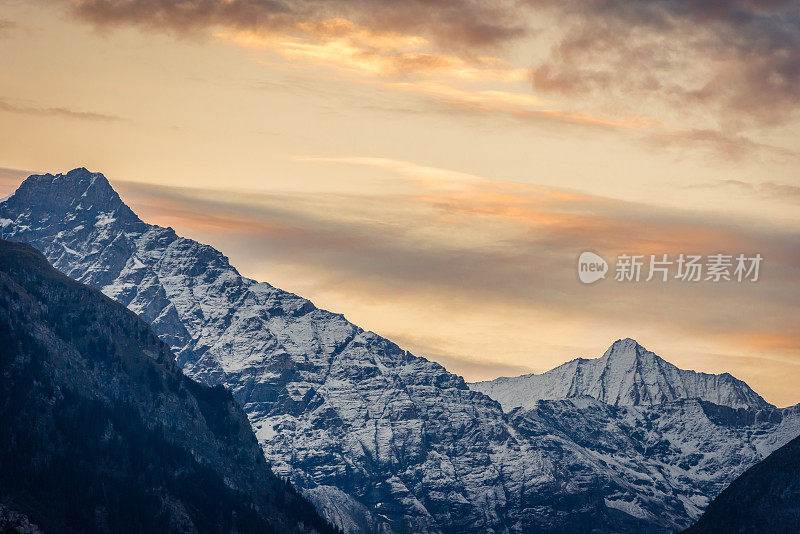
[470,338,771,411]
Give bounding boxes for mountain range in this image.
[470,337,771,411]
[1,168,798,533]
[0,239,333,534]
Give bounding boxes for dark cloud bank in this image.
[67,0,800,128]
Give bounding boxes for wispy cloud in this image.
[0,98,129,123]
[293,155,485,190]
[215,22,527,82]
[110,163,800,374]
[690,179,800,203]
[64,0,800,129]
[56,0,799,159]
[68,0,527,52]
[642,128,799,160]
[527,0,800,128]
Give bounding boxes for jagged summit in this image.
[605,337,648,357]
[3,167,141,229]
[0,169,149,287]
[470,338,772,411]
[14,168,122,208]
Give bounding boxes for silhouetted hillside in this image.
[0,239,335,534]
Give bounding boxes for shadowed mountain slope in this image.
[683,433,800,534]
[0,239,334,534]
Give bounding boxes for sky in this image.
[1,0,799,405]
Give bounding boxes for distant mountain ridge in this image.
[0,239,333,534]
[470,338,771,411]
[2,168,798,534]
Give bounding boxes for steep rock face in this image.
[471,338,770,411]
[0,240,332,534]
[683,433,800,533]
[511,397,800,527]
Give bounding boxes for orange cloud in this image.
[216,20,527,83]
[723,330,800,355]
[384,81,543,107]
[212,18,685,145]
[288,155,759,256]
[115,184,268,235]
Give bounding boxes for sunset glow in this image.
[1,0,798,405]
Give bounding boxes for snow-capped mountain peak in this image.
[470,338,771,411]
[13,167,131,215]
[603,337,648,359]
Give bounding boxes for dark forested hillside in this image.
[0,239,335,534]
[683,433,800,534]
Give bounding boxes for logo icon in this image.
[578,252,608,284]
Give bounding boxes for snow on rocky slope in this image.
[2,168,799,533]
[471,338,771,411]
[683,431,800,533]
[511,397,800,524]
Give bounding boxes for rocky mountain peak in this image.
[598,338,675,378]
[603,337,645,358]
[4,168,139,226]
[471,338,772,411]
[597,337,651,366]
